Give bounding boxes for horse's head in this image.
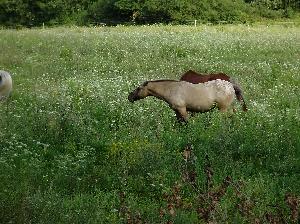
[128,81,150,103]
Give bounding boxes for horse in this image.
[0,70,13,101]
[128,79,236,122]
[180,70,247,111]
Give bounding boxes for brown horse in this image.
[180,70,247,111]
[128,79,236,122]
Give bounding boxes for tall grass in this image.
[0,25,299,223]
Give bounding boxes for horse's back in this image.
[180,70,230,84]
[180,70,205,84]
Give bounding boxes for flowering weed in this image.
[0,25,299,223]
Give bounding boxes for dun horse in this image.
[180,70,247,111]
[0,70,12,101]
[128,79,236,122]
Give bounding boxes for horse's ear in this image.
[142,81,149,86]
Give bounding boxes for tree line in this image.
[0,0,299,27]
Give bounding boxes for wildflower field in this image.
[0,25,299,223]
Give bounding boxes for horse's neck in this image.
[147,81,174,101]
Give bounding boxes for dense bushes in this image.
[0,0,88,26]
[0,0,299,27]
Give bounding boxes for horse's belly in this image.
[186,99,214,112]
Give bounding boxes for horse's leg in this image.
[175,107,188,123]
[175,110,183,121]
[217,94,235,113]
[217,104,228,112]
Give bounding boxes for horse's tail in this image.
[229,78,248,112]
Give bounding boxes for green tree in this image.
[115,0,171,23]
[0,0,299,27]
[0,0,50,26]
[86,0,131,24]
[0,0,92,26]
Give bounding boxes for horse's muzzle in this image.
[128,92,136,103]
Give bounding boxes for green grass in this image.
[0,25,299,223]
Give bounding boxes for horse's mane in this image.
[143,79,179,86]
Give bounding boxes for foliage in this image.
[0,0,92,26]
[0,25,300,223]
[0,0,299,27]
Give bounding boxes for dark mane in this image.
[142,79,178,86]
[149,79,179,83]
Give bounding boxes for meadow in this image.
[0,24,299,223]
